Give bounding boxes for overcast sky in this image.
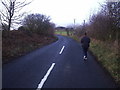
[1,0,106,27]
[25,0,106,26]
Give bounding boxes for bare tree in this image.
[23,13,55,36]
[0,0,32,31]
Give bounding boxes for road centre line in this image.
[37,63,55,89]
[59,46,65,54]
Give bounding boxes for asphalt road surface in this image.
[3,35,117,88]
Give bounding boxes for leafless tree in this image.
[23,13,55,36]
[0,0,32,31]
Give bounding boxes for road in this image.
[3,35,117,88]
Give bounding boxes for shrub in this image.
[22,13,55,36]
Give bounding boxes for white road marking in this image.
[59,46,65,54]
[37,63,55,89]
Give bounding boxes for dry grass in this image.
[90,39,120,86]
[2,30,57,64]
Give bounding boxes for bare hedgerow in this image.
[22,13,55,36]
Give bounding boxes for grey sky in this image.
[23,0,106,26]
[1,0,106,27]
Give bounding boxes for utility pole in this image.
[74,19,76,30]
[0,15,1,30]
[84,20,85,28]
[73,19,76,35]
[83,20,86,31]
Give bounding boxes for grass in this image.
[55,30,67,36]
[2,30,58,64]
[70,35,79,41]
[90,39,120,86]
[55,30,75,37]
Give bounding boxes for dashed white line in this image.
[59,46,65,54]
[37,63,55,89]
[37,46,65,89]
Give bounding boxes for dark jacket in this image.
[81,36,90,48]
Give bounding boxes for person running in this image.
[81,32,90,60]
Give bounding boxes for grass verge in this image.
[70,35,80,41]
[90,39,120,87]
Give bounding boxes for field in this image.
[55,30,74,36]
[55,30,67,36]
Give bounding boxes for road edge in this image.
[88,50,119,88]
[3,36,58,65]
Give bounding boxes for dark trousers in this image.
[83,47,88,57]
